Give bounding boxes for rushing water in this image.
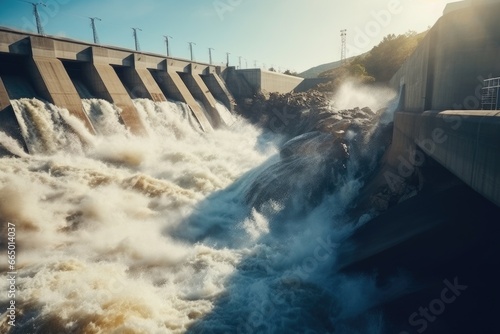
[0,96,397,333]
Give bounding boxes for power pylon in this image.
[132,28,142,51]
[22,1,46,35]
[340,29,347,64]
[89,17,101,44]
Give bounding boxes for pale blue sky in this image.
[0,0,451,72]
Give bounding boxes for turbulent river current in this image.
[0,94,399,333]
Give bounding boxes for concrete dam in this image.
[0,26,304,154]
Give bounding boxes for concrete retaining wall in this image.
[393,110,500,207]
[234,69,304,95]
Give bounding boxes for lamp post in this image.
[208,47,214,65]
[188,42,196,61]
[163,35,172,57]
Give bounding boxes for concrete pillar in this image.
[27,56,96,134]
[151,70,213,132]
[118,57,167,102]
[181,66,221,128]
[202,71,236,126]
[134,68,167,102]
[0,76,28,154]
[86,61,146,135]
[202,72,235,111]
[28,36,95,134]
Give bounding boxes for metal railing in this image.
[481,77,500,110]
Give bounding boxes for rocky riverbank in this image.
[236,90,415,218]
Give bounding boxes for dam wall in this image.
[224,68,304,98]
[0,27,243,145]
[0,27,306,152]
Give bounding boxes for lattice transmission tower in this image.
[340,29,347,64]
[22,1,46,35]
[132,28,142,51]
[89,17,101,44]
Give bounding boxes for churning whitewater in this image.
[0,94,395,333]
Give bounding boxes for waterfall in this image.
[215,99,235,126]
[0,93,397,334]
[10,98,86,155]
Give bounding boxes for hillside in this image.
[312,30,428,92]
[298,60,343,79]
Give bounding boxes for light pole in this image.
[163,35,172,57]
[188,42,196,61]
[208,47,214,65]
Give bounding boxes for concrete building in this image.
[388,0,500,207]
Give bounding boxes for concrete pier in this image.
[27,56,95,134]
[87,61,146,135]
[182,66,221,128]
[203,72,234,109]
[116,54,167,102]
[28,36,96,134]
[152,69,213,132]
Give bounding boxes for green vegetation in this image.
[283,69,300,76]
[316,30,427,92]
